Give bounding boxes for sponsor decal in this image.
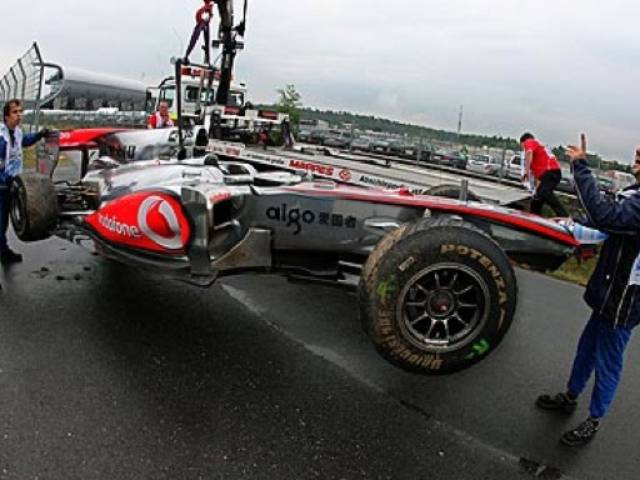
[245,152,287,167]
[375,312,444,370]
[225,147,242,157]
[465,339,491,360]
[259,110,279,120]
[137,196,184,250]
[376,275,397,301]
[265,204,358,235]
[289,159,334,176]
[357,174,427,194]
[210,190,232,204]
[440,243,509,329]
[85,192,191,254]
[98,215,141,239]
[358,174,402,189]
[339,169,352,182]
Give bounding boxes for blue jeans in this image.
[567,313,633,419]
[0,185,9,253]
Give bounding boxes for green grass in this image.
[23,148,36,168]
[550,255,598,287]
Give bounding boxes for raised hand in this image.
[566,134,588,162]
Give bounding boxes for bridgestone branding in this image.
[441,243,509,329]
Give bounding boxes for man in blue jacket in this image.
[536,134,640,446]
[0,99,49,265]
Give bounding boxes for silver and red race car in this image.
[9,128,593,375]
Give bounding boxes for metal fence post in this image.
[459,179,469,202]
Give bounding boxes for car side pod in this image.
[180,186,273,281]
[181,187,214,278]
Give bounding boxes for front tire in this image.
[9,172,58,241]
[359,216,517,374]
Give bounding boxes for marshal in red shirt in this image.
[522,138,561,180]
[196,1,215,24]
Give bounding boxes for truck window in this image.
[185,86,215,104]
[228,91,245,108]
[185,86,200,103]
[158,86,175,108]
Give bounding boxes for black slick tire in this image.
[359,215,517,374]
[9,172,58,242]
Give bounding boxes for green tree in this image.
[276,84,302,128]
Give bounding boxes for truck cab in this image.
[153,66,248,120]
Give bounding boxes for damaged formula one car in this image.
[8,130,592,375]
[8,0,594,375]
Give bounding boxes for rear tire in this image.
[359,216,517,374]
[9,172,58,241]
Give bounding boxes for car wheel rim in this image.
[397,263,489,353]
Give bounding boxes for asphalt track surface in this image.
[1,234,639,480]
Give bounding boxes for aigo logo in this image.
[85,192,191,254]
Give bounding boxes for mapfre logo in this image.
[85,192,191,254]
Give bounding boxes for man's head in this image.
[632,147,640,182]
[158,101,169,117]
[520,132,535,147]
[3,99,23,129]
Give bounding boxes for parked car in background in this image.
[322,135,350,149]
[370,139,391,154]
[350,137,372,152]
[467,154,500,176]
[609,171,636,191]
[297,129,312,143]
[504,154,524,180]
[556,169,575,194]
[441,150,469,170]
[310,130,328,145]
[389,141,417,159]
[597,175,617,196]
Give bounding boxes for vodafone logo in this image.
[86,192,191,254]
[137,196,184,250]
[98,214,141,238]
[339,169,352,182]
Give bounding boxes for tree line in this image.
[272,85,630,173]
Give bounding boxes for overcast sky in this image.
[2,1,639,161]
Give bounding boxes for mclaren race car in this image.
[8,129,593,375]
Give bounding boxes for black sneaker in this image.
[0,249,23,265]
[561,417,600,447]
[536,392,577,414]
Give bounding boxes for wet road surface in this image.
[1,234,638,480]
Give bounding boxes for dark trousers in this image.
[0,186,9,253]
[185,23,211,64]
[567,313,633,419]
[530,169,568,217]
